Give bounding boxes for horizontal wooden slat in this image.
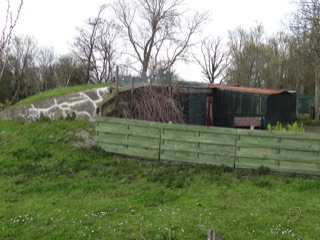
[236,157,320,175]
[236,149,319,164]
[97,142,159,160]
[161,146,235,157]
[95,135,160,149]
[96,123,160,139]
[237,141,320,152]
[237,128,320,140]
[161,151,234,167]
[161,134,236,146]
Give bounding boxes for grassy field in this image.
[1,119,320,239]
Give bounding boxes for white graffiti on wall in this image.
[18,87,110,121]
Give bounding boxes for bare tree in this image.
[37,46,56,91]
[55,54,76,87]
[7,35,38,103]
[55,53,87,87]
[0,0,23,80]
[289,0,320,120]
[227,24,275,88]
[226,26,249,86]
[113,0,209,77]
[73,5,106,83]
[192,36,229,84]
[93,20,121,82]
[73,4,120,83]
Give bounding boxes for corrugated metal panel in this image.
[266,92,297,125]
[212,89,268,127]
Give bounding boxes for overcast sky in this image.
[1,0,296,81]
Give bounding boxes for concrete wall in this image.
[0,87,110,121]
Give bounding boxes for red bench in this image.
[233,117,261,130]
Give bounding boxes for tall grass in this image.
[1,119,320,239]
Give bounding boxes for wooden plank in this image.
[236,157,320,175]
[97,142,159,160]
[96,124,160,139]
[161,151,234,167]
[236,149,319,164]
[237,140,320,152]
[161,124,236,134]
[199,143,236,155]
[280,149,320,158]
[96,135,160,149]
[160,146,235,157]
[237,131,320,143]
[96,141,128,154]
[237,128,320,141]
[97,116,237,134]
[275,161,320,175]
[96,116,165,128]
[161,138,235,155]
[127,145,159,159]
[161,134,236,146]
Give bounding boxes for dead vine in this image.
[117,86,185,124]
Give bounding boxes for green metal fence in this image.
[297,94,314,114]
[95,117,320,175]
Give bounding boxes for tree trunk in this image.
[315,73,319,121]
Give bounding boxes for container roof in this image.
[208,84,295,95]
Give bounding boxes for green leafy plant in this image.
[0,99,11,111]
[267,121,304,132]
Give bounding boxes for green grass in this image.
[10,83,112,108]
[1,119,320,239]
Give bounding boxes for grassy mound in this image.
[9,83,111,109]
[0,119,320,239]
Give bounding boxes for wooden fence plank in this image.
[96,135,160,149]
[236,150,319,164]
[161,151,234,167]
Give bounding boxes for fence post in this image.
[233,129,239,172]
[158,129,162,161]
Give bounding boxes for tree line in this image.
[1,0,320,119]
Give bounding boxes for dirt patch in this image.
[72,130,95,148]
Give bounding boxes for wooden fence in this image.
[95,117,320,175]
